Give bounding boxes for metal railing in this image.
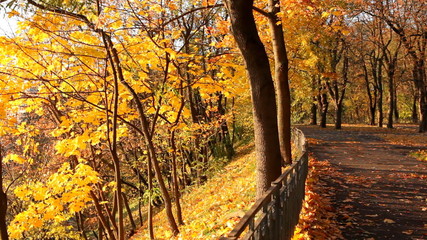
[220,128,308,240]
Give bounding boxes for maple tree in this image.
[0,0,246,238]
[225,0,296,197]
[0,0,425,239]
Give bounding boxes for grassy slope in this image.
[131,144,257,239]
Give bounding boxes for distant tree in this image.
[369,0,427,132]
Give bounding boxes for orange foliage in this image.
[292,154,343,240]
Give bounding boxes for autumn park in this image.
[0,0,426,239]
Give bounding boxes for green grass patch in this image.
[410,150,427,162]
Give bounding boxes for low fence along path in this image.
[221,128,308,240]
[300,125,427,240]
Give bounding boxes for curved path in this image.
[299,125,427,240]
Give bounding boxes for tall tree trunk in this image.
[225,0,282,198]
[412,94,419,123]
[102,32,125,240]
[414,60,427,132]
[132,98,179,235]
[310,77,318,125]
[363,64,376,125]
[370,106,376,126]
[334,54,348,130]
[387,68,395,129]
[335,103,343,130]
[171,131,184,225]
[420,96,427,132]
[310,100,317,125]
[113,48,179,234]
[90,191,116,240]
[76,212,88,240]
[384,39,400,129]
[378,89,383,128]
[217,94,234,159]
[0,145,8,240]
[318,75,329,128]
[378,62,384,128]
[268,0,292,165]
[387,77,395,128]
[122,193,136,237]
[98,222,104,240]
[147,154,154,239]
[319,93,329,128]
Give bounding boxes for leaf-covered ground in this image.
[292,154,343,240]
[131,140,340,239]
[300,124,427,239]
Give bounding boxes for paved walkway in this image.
[300,125,427,240]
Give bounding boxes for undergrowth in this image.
[131,144,257,239]
[410,150,427,162]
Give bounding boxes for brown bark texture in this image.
[225,0,282,198]
[268,0,292,165]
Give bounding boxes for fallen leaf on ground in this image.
[384,219,395,224]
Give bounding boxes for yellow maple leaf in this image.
[7,10,19,18]
[5,154,26,164]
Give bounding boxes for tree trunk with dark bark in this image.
[370,106,376,126]
[412,94,419,124]
[170,131,183,225]
[377,62,384,128]
[378,89,383,128]
[116,50,179,235]
[319,93,329,128]
[363,64,377,125]
[310,77,318,125]
[420,98,427,132]
[334,54,348,130]
[122,193,136,233]
[268,0,292,165]
[383,39,400,129]
[335,104,343,130]
[387,73,394,129]
[413,60,427,132]
[394,91,399,122]
[310,100,317,125]
[225,0,282,198]
[0,145,8,240]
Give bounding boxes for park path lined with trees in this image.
[300,125,427,239]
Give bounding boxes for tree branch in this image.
[253,6,272,19]
[26,0,98,31]
[162,4,224,27]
